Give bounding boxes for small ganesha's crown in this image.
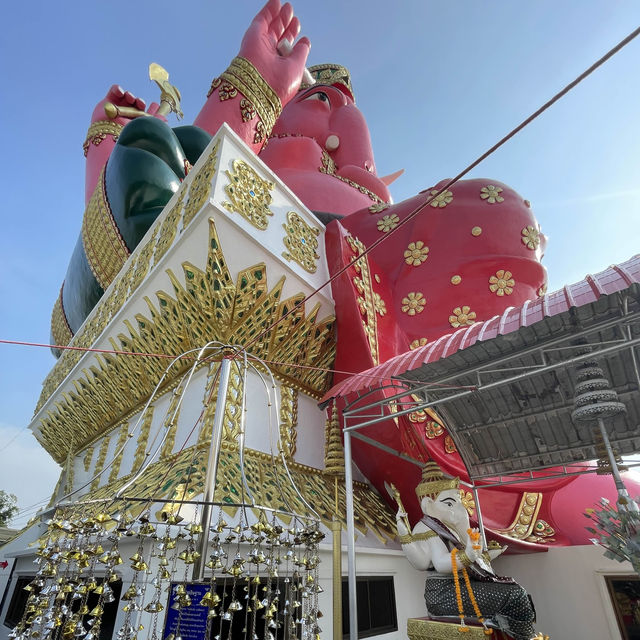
[300,63,354,101]
[416,461,460,499]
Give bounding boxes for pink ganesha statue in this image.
[51,0,634,553]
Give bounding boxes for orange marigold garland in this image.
[451,547,493,635]
[450,548,469,633]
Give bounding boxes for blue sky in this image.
[1,1,639,526]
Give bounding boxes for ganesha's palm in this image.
[238,0,310,106]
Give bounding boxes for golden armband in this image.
[219,57,283,144]
[398,531,437,544]
[83,120,124,157]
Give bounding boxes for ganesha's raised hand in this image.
[90,84,163,127]
[83,84,163,203]
[239,0,311,107]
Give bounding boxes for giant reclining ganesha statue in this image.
[50,0,633,559]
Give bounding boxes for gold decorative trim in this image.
[132,406,154,473]
[36,217,335,462]
[82,120,124,157]
[223,159,275,230]
[82,446,94,472]
[182,141,219,229]
[70,442,397,543]
[398,531,437,544]
[159,386,183,459]
[81,168,130,290]
[346,235,380,365]
[90,433,111,491]
[153,190,185,266]
[220,57,282,140]
[108,422,130,483]
[282,211,321,273]
[497,492,543,540]
[51,285,73,347]
[278,385,298,459]
[319,149,385,205]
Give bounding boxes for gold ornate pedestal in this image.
[407,617,488,640]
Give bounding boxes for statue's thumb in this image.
[291,36,311,65]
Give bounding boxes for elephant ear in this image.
[105,119,211,252]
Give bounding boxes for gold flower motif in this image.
[404,241,429,266]
[521,225,540,250]
[460,490,476,516]
[377,214,400,232]
[368,202,390,214]
[538,283,547,297]
[449,305,476,328]
[489,269,515,296]
[425,420,444,439]
[445,435,457,453]
[471,226,482,236]
[450,275,462,285]
[409,338,428,350]
[480,185,504,204]
[401,292,426,316]
[429,189,453,208]
[373,292,386,316]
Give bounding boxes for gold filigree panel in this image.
[223,159,274,230]
[36,217,335,462]
[160,386,183,459]
[90,434,111,491]
[132,406,154,473]
[281,211,320,273]
[64,443,395,543]
[182,141,219,228]
[346,235,380,365]
[108,423,130,484]
[278,386,298,459]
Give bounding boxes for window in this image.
[4,576,35,629]
[341,576,397,638]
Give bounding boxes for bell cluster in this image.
[9,504,325,640]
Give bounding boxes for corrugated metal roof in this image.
[324,254,640,402]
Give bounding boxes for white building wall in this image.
[494,544,633,640]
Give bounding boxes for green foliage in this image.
[0,490,18,527]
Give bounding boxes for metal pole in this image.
[332,517,343,640]
[471,483,488,550]
[192,357,232,580]
[344,429,358,639]
[597,417,638,512]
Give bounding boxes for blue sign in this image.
[162,583,210,640]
